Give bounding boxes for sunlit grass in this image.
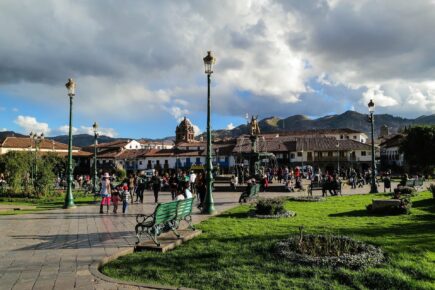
[103,192,435,290]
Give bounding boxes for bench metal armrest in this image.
[136,213,154,224]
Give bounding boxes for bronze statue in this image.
[250,115,260,136]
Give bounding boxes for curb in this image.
[89,247,196,290]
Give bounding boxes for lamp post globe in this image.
[368,99,378,193]
[202,51,217,215]
[92,122,99,194]
[64,78,76,208]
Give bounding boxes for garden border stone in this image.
[275,234,384,269]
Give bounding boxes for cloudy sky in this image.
[1,0,435,138]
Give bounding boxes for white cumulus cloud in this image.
[14,115,51,135]
[226,123,235,130]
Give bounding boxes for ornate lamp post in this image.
[64,78,76,208]
[92,122,99,194]
[368,99,378,193]
[29,132,44,187]
[202,51,216,214]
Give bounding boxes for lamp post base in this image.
[202,206,217,215]
[370,184,378,194]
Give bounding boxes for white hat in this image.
[103,172,110,178]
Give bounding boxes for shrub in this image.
[399,186,417,196]
[255,197,286,215]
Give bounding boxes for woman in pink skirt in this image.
[99,173,112,214]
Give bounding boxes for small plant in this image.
[428,184,435,199]
[255,197,286,215]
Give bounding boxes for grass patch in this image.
[103,192,435,289]
[0,191,95,215]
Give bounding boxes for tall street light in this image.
[92,122,99,194]
[29,132,44,188]
[64,78,76,208]
[368,99,378,193]
[336,142,340,176]
[202,51,217,215]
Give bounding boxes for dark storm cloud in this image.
[1,0,435,121]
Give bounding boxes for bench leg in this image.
[148,226,160,247]
[168,220,181,238]
[184,215,195,231]
[135,224,143,244]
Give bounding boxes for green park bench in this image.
[239,184,261,203]
[405,179,424,190]
[135,198,195,246]
[308,180,342,196]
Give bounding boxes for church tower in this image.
[175,117,195,144]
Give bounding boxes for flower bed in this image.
[275,234,384,269]
[252,210,296,219]
[287,196,326,202]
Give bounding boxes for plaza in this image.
[0,179,434,289]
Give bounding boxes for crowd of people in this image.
[96,170,207,214]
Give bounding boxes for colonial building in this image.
[85,117,376,174]
[379,134,405,169]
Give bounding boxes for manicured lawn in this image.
[103,192,435,290]
[0,192,96,215]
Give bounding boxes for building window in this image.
[156,160,160,165]
[340,135,343,139]
[297,152,302,157]
[361,151,366,156]
[328,152,333,157]
[139,161,142,165]
[353,136,356,139]
[290,153,295,159]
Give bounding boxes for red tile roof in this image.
[0,137,80,150]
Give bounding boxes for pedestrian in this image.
[169,173,178,200]
[135,173,146,203]
[189,171,197,196]
[151,171,161,203]
[111,189,121,214]
[184,181,193,199]
[99,173,112,214]
[176,190,185,201]
[128,174,135,202]
[196,172,206,209]
[121,182,129,214]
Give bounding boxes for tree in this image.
[0,151,32,194]
[400,126,435,174]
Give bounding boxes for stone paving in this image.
[0,180,423,290]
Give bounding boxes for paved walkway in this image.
[0,181,424,290]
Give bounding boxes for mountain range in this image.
[1,111,434,147]
[201,110,435,139]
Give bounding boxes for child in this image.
[121,182,129,214]
[111,189,121,214]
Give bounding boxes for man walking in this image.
[151,171,161,203]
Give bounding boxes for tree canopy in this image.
[400,125,435,174]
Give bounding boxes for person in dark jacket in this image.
[151,172,161,203]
